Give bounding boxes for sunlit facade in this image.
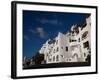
[39,16,91,64]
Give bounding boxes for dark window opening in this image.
[69,39,71,42]
[56,55,59,61]
[69,59,71,61]
[53,49,55,53]
[89,23,91,26]
[83,41,89,49]
[56,47,59,52]
[66,47,68,51]
[82,31,88,40]
[74,27,79,34]
[70,39,77,42]
[78,38,80,42]
[72,40,77,42]
[84,53,86,57]
[53,56,55,61]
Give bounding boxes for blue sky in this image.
[23,10,90,59]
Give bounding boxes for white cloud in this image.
[36,27,46,38]
[29,27,47,39]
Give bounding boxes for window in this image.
[70,39,77,42]
[75,28,79,34]
[66,47,68,51]
[84,53,86,57]
[56,55,59,61]
[72,31,74,36]
[78,38,80,42]
[89,23,91,26]
[53,56,55,61]
[83,41,89,48]
[89,50,91,53]
[69,59,71,61]
[56,47,59,52]
[53,49,55,53]
[82,31,88,40]
[72,31,74,34]
[69,39,71,42]
[71,39,77,42]
[47,54,48,57]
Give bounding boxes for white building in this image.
[39,16,91,64]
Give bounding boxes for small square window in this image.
[66,47,68,51]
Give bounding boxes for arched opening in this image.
[53,56,55,61]
[72,53,78,62]
[82,31,88,40]
[56,55,59,61]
